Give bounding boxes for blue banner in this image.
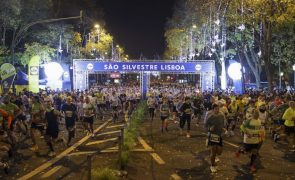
[74,61,214,73]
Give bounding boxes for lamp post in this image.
[94,24,100,42]
[293,64,295,88]
[279,72,284,89]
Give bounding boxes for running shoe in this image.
[249,165,257,172]
[3,162,9,174]
[186,133,191,138]
[274,134,279,143]
[48,151,56,157]
[7,149,13,158]
[210,166,217,173]
[215,157,220,163]
[235,150,241,158]
[230,130,235,136]
[29,145,39,152]
[224,131,229,137]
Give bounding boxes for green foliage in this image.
[119,151,129,168]
[92,168,118,180]
[20,42,56,66]
[119,101,147,168]
[0,46,9,64]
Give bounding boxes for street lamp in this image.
[94,24,100,29]
[279,72,284,89]
[293,64,295,88]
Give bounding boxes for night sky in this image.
[96,0,175,59]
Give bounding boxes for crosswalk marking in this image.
[106,124,125,129]
[96,130,121,137]
[41,166,62,178]
[86,137,118,146]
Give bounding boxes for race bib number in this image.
[65,111,73,118]
[185,108,192,114]
[209,134,220,143]
[251,133,260,138]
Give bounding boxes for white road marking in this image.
[40,166,63,178]
[138,136,165,165]
[106,124,125,129]
[131,149,154,152]
[18,120,111,180]
[86,137,118,146]
[96,130,121,137]
[151,153,165,165]
[137,136,153,151]
[100,149,119,153]
[171,173,183,180]
[67,151,97,157]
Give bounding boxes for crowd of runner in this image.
[147,87,295,173]
[0,85,294,175]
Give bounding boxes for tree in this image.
[20,42,56,66]
[227,0,295,89]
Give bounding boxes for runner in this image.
[82,96,96,137]
[147,94,156,121]
[61,97,78,146]
[179,97,193,138]
[0,95,21,150]
[191,94,204,127]
[205,103,226,173]
[110,91,120,123]
[236,109,265,172]
[281,101,295,151]
[44,98,63,157]
[226,99,238,136]
[30,95,45,152]
[95,91,105,120]
[159,97,170,133]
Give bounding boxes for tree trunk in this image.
[1,26,6,46]
[10,29,17,64]
[243,46,261,89]
[262,19,274,90]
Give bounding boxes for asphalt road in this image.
[127,113,295,180]
[0,112,125,180]
[2,109,295,180]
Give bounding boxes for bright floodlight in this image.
[228,62,242,80]
[44,62,63,80]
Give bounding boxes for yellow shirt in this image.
[236,100,244,112]
[283,107,295,127]
[256,100,265,108]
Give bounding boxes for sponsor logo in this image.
[195,64,202,71]
[30,66,39,75]
[87,63,94,70]
[63,72,69,78]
